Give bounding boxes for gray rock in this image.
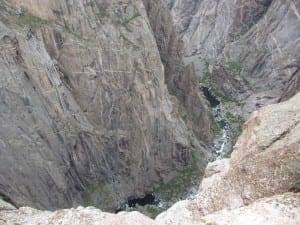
[165,0,300,116]
[0,0,211,211]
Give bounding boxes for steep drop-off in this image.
[0,93,299,225]
[165,0,300,116]
[156,93,300,224]
[143,0,213,143]
[0,0,212,211]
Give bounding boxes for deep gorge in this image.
[0,0,299,224]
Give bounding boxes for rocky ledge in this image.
[0,193,299,225]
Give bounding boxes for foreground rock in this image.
[156,92,300,223]
[0,193,299,225]
[201,193,300,225]
[0,199,155,225]
[155,193,300,225]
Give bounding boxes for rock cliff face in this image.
[165,0,300,116]
[143,0,213,142]
[0,93,299,225]
[0,0,212,211]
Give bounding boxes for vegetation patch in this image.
[225,112,245,125]
[280,162,300,192]
[211,115,222,136]
[18,11,49,30]
[153,151,205,201]
[197,61,241,106]
[145,206,162,219]
[208,85,241,106]
[119,12,141,32]
[82,181,114,211]
[224,60,242,76]
[224,112,245,158]
[199,59,211,84]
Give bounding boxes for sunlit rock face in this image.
[0,0,212,211]
[156,93,300,224]
[165,0,300,116]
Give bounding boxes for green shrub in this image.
[18,11,48,29]
[280,162,300,192]
[146,206,162,219]
[153,151,205,201]
[199,59,211,84]
[225,61,242,76]
[82,181,114,211]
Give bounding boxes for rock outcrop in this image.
[0,199,155,225]
[156,92,300,224]
[0,193,299,225]
[165,0,300,116]
[0,0,212,211]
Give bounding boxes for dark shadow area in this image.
[0,193,17,208]
[115,194,158,213]
[128,194,156,207]
[200,86,220,107]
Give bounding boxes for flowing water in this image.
[201,85,232,158]
[120,85,232,213]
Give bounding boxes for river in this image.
[120,85,233,214]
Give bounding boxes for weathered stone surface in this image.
[0,205,156,225]
[200,193,300,225]
[0,0,211,211]
[143,0,214,143]
[0,199,15,211]
[155,193,300,225]
[165,0,300,116]
[156,93,300,223]
[0,193,299,225]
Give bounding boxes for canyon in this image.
[1,93,299,224]
[0,0,213,211]
[0,0,299,224]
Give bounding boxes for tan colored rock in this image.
[201,193,300,225]
[156,93,300,223]
[1,193,299,225]
[0,205,155,225]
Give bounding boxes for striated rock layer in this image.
[0,0,212,211]
[0,85,299,225]
[165,0,300,116]
[143,0,213,142]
